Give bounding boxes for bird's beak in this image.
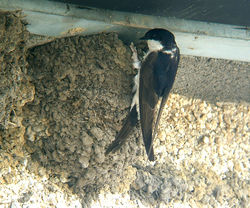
[140,36,147,40]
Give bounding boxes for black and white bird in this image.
[106,28,180,161]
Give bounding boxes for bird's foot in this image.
[130,42,141,70]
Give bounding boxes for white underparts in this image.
[147,40,163,51]
[130,43,141,118]
[133,60,141,70]
[147,40,177,58]
[130,72,140,116]
[163,47,177,58]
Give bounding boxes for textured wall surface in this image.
[24,33,139,199]
[0,11,249,207]
[0,11,33,129]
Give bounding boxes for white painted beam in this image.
[1,0,250,62]
[175,32,250,62]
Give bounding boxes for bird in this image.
[106,28,180,161]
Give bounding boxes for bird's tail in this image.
[147,95,169,161]
[145,143,155,161]
[142,124,155,161]
[105,106,138,155]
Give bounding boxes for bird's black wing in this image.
[139,52,159,161]
[139,49,179,161]
[151,49,180,152]
[105,105,138,155]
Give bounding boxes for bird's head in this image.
[140,28,176,51]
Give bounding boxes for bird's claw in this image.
[130,42,141,69]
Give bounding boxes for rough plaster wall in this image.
[174,56,250,103]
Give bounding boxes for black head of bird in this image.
[140,28,177,50]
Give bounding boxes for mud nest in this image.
[23,33,144,199]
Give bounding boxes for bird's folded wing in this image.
[139,52,159,161]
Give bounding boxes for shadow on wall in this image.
[173,55,250,104]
